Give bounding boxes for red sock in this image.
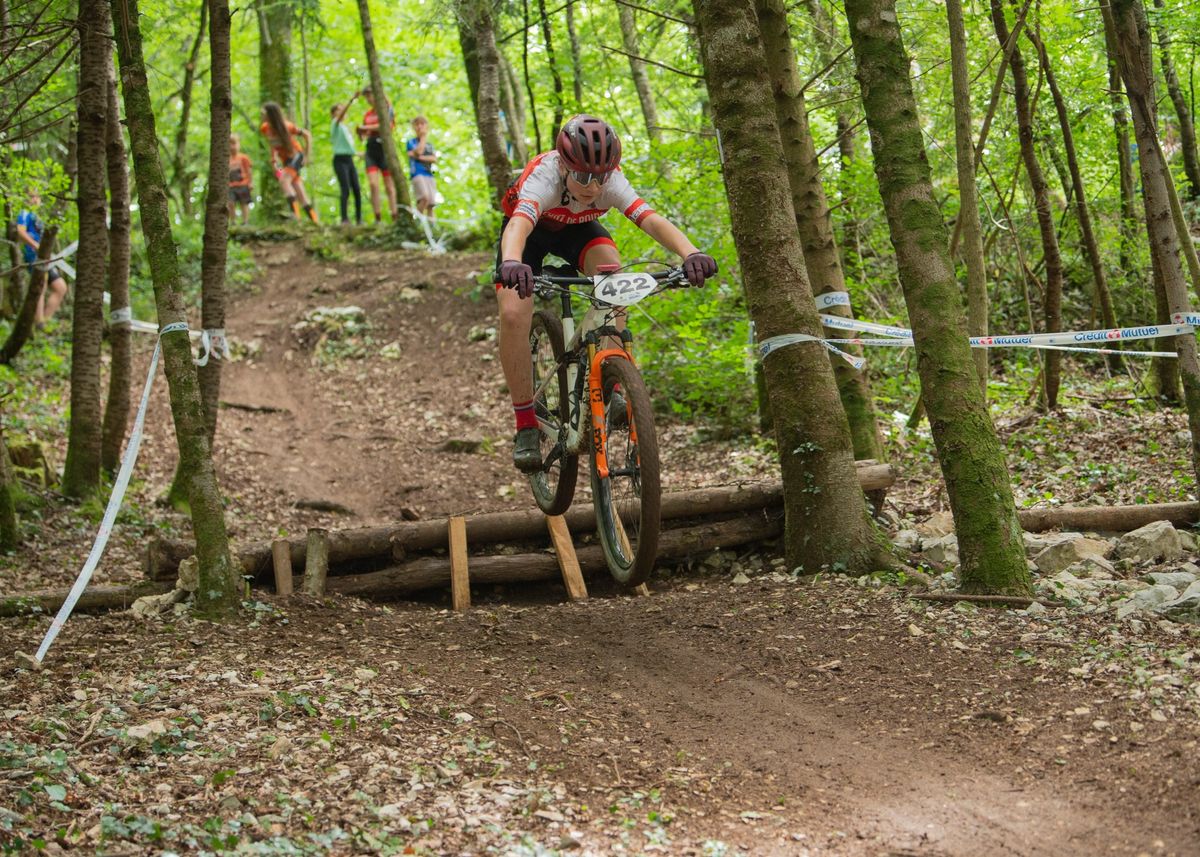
[514,399,538,431]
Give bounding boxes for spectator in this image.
[228,134,253,225]
[15,194,68,325]
[407,115,438,219]
[331,100,363,225]
[259,102,318,223]
[356,87,398,223]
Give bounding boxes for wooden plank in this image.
[271,539,294,597]
[449,516,470,611]
[546,515,588,600]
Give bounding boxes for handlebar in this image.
[531,267,690,303]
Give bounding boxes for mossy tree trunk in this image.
[257,0,292,216]
[460,0,512,208]
[693,0,887,575]
[990,0,1064,411]
[62,0,111,500]
[845,0,1030,596]
[946,0,989,389]
[170,0,206,215]
[101,60,133,475]
[755,0,884,462]
[1028,29,1121,374]
[167,0,233,506]
[1110,0,1200,491]
[356,0,412,211]
[1151,0,1200,201]
[0,411,17,550]
[113,0,241,619]
[618,1,660,143]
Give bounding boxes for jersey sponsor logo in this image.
[541,207,604,225]
[514,200,540,223]
[625,201,652,223]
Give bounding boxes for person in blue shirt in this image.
[406,115,438,218]
[15,195,68,324]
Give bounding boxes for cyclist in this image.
[494,114,717,472]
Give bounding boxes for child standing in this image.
[15,194,69,325]
[331,101,363,225]
[259,102,318,223]
[227,134,253,225]
[356,88,397,223]
[406,115,438,218]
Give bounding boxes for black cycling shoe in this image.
[513,427,543,472]
[607,391,628,430]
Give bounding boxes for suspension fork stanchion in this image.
[588,347,634,480]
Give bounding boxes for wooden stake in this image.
[302,528,329,596]
[546,515,588,600]
[448,516,470,611]
[633,583,651,597]
[271,539,294,597]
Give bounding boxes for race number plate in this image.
[592,272,658,306]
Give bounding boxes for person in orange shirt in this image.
[355,87,398,223]
[227,134,253,225]
[259,102,318,223]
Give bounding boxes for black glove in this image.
[498,260,535,299]
[683,252,718,286]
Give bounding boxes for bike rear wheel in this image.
[528,310,579,515]
[590,358,661,586]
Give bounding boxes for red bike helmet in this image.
[555,115,622,174]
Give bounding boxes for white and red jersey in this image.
[501,151,655,232]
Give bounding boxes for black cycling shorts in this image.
[365,138,389,175]
[493,217,617,280]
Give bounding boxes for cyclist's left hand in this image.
[683,252,718,286]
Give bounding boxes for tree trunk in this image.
[1152,0,1200,200]
[62,0,111,499]
[499,50,528,164]
[257,0,292,214]
[0,227,52,365]
[755,0,883,462]
[1028,29,1121,373]
[101,59,132,475]
[693,0,887,575]
[2,219,20,319]
[990,0,1064,411]
[565,0,582,109]
[521,0,541,152]
[170,0,206,216]
[460,0,511,208]
[618,1,660,143]
[845,0,1030,595]
[945,0,989,388]
[535,0,564,133]
[0,409,17,550]
[356,0,412,211]
[1110,0,1200,491]
[113,0,241,618]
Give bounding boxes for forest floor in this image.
[2,237,1199,856]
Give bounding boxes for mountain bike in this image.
[526,265,689,586]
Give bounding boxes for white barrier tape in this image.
[193,328,229,367]
[819,313,1193,348]
[815,291,851,310]
[401,204,477,229]
[823,337,1178,358]
[1172,312,1200,326]
[32,320,190,664]
[109,307,132,326]
[757,333,867,370]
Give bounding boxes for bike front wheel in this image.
[528,310,579,515]
[590,358,661,586]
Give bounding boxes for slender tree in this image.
[755,0,884,461]
[459,0,511,207]
[101,63,132,476]
[499,50,528,163]
[1110,0,1200,490]
[0,229,53,365]
[1028,28,1121,373]
[257,0,292,212]
[990,0,1064,410]
[618,0,660,143]
[356,0,412,211]
[521,0,541,152]
[1151,0,1200,201]
[0,402,17,550]
[845,0,1030,595]
[169,0,207,215]
[945,0,989,388]
[113,0,241,617]
[535,0,564,132]
[693,0,890,575]
[565,0,582,108]
[62,0,111,499]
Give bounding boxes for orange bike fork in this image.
[589,347,637,480]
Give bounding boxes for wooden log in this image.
[911,593,1065,608]
[147,464,891,580]
[0,581,173,617]
[546,515,587,600]
[302,529,330,596]
[448,516,470,611]
[1016,502,1200,533]
[328,514,782,599]
[271,539,294,597]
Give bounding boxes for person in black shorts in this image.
[494,115,717,472]
[356,87,397,223]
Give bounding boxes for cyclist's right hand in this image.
[498,260,535,299]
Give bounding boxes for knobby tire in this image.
[528,310,579,515]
